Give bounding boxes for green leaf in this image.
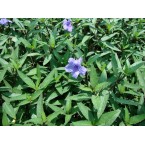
[47,104,62,112]
[47,110,63,123]
[127,61,145,74]
[0,35,8,46]
[124,106,130,124]
[13,18,25,29]
[27,53,41,57]
[64,114,72,125]
[65,98,72,114]
[79,86,92,92]
[36,64,41,89]
[97,109,121,126]
[87,55,99,65]
[95,82,110,92]
[114,97,139,106]
[103,41,121,51]
[0,58,9,66]
[10,59,19,69]
[90,64,98,89]
[99,69,107,83]
[65,39,73,52]
[2,112,9,126]
[124,82,140,90]
[31,90,43,100]
[3,80,12,91]
[3,102,16,119]
[119,121,126,126]
[37,95,44,118]
[43,54,52,66]
[0,69,7,82]
[49,32,55,48]
[20,38,32,48]
[25,118,43,125]
[101,33,118,41]
[53,49,61,61]
[18,100,30,106]
[129,114,145,125]
[27,68,37,76]
[17,70,36,89]
[70,93,90,101]
[39,69,55,89]
[77,102,94,121]
[136,69,145,93]
[137,95,144,114]
[55,83,63,95]
[81,36,90,44]
[111,52,122,75]
[19,53,27,68]
[72,120,92,126]
[10,94,27,102]
[92,90,109,118]
[45,91,59,103]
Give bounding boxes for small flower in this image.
[65,57,87,79]
[0,18,12,25]
[63,19,73,32]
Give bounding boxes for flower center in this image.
[66,21,71,26]
[74,65,79,71]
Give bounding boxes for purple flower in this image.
[63,19,73,32]
[65,57,87,79]
[0,18,12,25]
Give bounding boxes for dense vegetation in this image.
[0,18,145,126]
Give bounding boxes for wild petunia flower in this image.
[0,18,12,25]
[63,19,73,32]
[65,57,87,79]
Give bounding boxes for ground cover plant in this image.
[0,18,145,126]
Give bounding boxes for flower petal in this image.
[71,71,80,79]
[67,19,71,23]
[67,25,73,32]
[63,19,67,30]
[68,58,75,64]
[65,64,74,72]
[63,19,67,25]
[79,66,87,75]
[77,57,82,65]
[63,24,68,30]
[0,18,11,25]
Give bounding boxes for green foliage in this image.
[92,90,109,119]
[90,64,98,89]
[0,18,145,126]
